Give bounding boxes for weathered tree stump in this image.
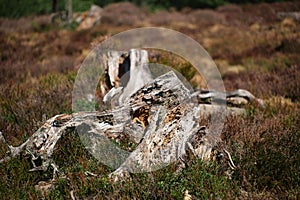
[0,49,262,183]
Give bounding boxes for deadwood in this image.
[0,49,262,183]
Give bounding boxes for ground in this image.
[0,1,299,199]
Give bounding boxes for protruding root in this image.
[224,149,237,170]
[0,131,28,163]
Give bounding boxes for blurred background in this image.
[0,0,296,18]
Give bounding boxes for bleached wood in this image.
[0,49,263,182]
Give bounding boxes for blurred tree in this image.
[66,0,72,22]
[52,0,58,12]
